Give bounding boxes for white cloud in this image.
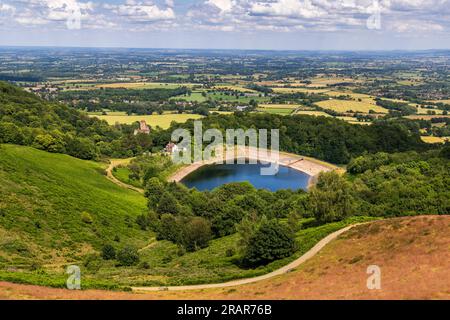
[1,0,450,36]
[110,1,175,22]
[250,0,326,19]
[0,3,15,14]
[390,20,444,33]
[206,0,235,12]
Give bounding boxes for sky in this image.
[0,0,449,50]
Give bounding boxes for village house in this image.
[165,142,178,154]
[134,120,151,135]
[165,142,188,154]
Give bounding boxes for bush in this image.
[81,211,94,224]
[101,244,116,260]
[117,246,139,266]
[243,219,297,266]
[181,217,212,252]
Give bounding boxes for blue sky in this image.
[0,0,449,50]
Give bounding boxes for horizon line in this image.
[1,45,450,53]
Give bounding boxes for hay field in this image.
[421,136,450,144]
[294,110,332,117]
[90,113,204,129]
[316,99,388,113]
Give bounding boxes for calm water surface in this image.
[181,162,310,192]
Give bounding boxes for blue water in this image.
[181,162,310,192]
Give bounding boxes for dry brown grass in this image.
[1,216,448,300]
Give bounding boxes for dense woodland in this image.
[166,112,429,164]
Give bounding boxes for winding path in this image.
[105,159,145,194]
[132,222,363,293]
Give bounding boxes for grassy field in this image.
[90,113,204,129]
[256,108,294,115]
[259,104,300,109]
[316,99,388,113]
[213,85,257,93]
[271,87,329,94]
[0,145,148,287]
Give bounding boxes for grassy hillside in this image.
[0,144,148,269]
[1,215,448,299]
[0,144,376,290]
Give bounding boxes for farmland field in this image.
[256,108,294,115]
[90,113,204,128]
[95,82,198,90]
[259,104,300,109]
[294,110,332,117]
[316,99,388,113]
[421,136,450,144]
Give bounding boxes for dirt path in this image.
[132,223,361,292]
[105,159,145,194]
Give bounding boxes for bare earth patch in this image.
[1,215,449,300]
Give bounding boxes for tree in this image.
[157,214,183,243]
[0,122,24,144]
[145,177,165,209]
[309,171,356,223]
[181,217,212,251]
[117,246,139,266]
[101,244,116,260]
[243,219,297,266]
[157,192,181,216]
[33,134,65,153]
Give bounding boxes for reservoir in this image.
[180,162,310,192]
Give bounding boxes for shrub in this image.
[101,244,116,260]
[181,217,212,252]
[117,246,140,266]
[81,211,93,224]
[243,219,297,266]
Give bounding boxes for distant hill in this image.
[0,144,148,272]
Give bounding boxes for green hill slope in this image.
[0,144,148,269]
